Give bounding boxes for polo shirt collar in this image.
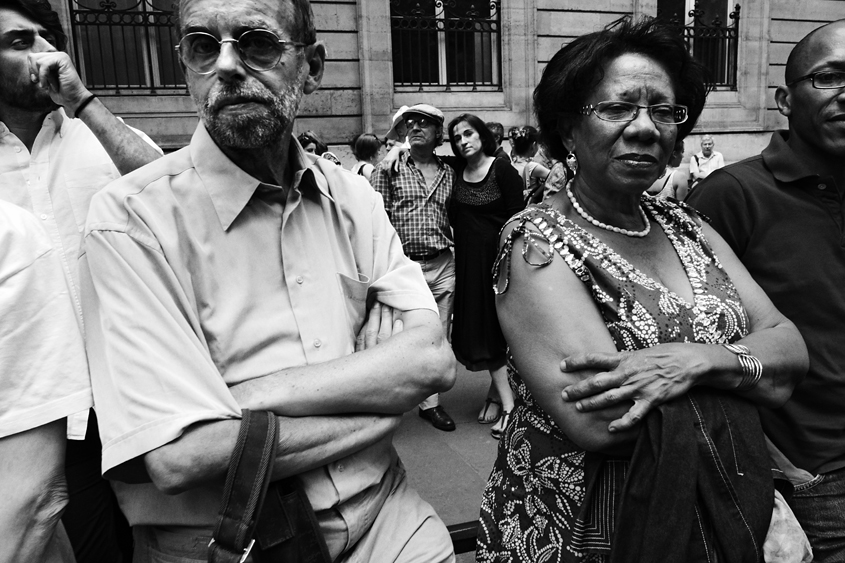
[191,123,331,230]
[762,130,818,184]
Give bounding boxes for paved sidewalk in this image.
[393,365,500,561]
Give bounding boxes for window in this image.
[390,0,501,92]
[657,0,741,90]
[69,0,185,92]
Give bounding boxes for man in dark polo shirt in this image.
[687,19,845,561]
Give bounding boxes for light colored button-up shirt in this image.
[690,150,726,181]
[0,200,91,438]
[81,124,436,533]
[0,109,159,438]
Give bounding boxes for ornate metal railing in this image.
[69,0,185,93]
[659,3,741,90]
[390,0,501,91]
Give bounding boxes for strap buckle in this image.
[208,538,255,563]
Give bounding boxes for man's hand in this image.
[28,51,90,116]
[560,344,703,432]
[355,301,404,352]
[382,146,406,176]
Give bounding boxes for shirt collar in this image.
[190,123,332,230]
[762,130,818,184]
[0,108,67,139]
[403,150,445,169]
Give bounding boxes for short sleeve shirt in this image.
[81,123,437,526]
[0,200,91,438]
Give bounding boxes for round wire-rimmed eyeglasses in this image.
[175,29,308,74]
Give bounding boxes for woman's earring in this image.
[566,151,578,175]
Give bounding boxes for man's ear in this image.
[302,42,326,95]
[774,85,792,117]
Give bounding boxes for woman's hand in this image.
[560,343,709,432]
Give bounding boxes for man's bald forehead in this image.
[785,19,845,83]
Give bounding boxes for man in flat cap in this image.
[371,103,457,431]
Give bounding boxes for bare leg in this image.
[477,380,501,424]
[490,364,514,437]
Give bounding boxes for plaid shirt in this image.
[371,151,455,256]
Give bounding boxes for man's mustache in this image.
[205,85,275,112]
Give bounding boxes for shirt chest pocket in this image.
[63,164,117,229]
[337,273,371,336]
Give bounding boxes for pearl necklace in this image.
[565,181,651,238]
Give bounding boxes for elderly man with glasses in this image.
[370,103,458,432]
[80,0,456,561]
[688,19,845,561]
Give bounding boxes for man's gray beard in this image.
[196,81,301,150]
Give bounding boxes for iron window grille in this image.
[69,0,186,93]
[659,2,741,90]
[390,0,502,92]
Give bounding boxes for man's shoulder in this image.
[311,157,380,209]
[86,148,194,232]
[705,153,770,189]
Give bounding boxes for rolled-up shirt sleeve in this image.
[81,228,241,480]
[365,188,437,314]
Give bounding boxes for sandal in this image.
[491,411,511,440]
[477,398,502,424]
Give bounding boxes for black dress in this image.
[448,157,524,371]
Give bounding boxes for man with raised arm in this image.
[80,0,456,561]
[688,19,845,561]
[370,103,458,432]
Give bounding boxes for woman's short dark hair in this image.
[510,125,540,157]
[534,16,710,161]
[447,113,498,161]
[0,0,67,51]
[351,133,380,161]
[297,130,327,155]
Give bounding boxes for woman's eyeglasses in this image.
[176,29,308,74]
[578,101,689,125]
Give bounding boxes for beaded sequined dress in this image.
[477,197,750,562]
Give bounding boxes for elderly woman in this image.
[478,17,809,562]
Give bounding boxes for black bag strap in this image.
[209,409,278,563]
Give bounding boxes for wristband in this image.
[722,342,763,391]
[73,94,97,118]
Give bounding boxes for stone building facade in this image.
[54,0,842,161]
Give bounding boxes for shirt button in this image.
[296,276,304,284]
[818,183,827,190]
[313,339,322,348]
[40,214,47,220]
[337,464,344,472]
[14,147,21,153]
